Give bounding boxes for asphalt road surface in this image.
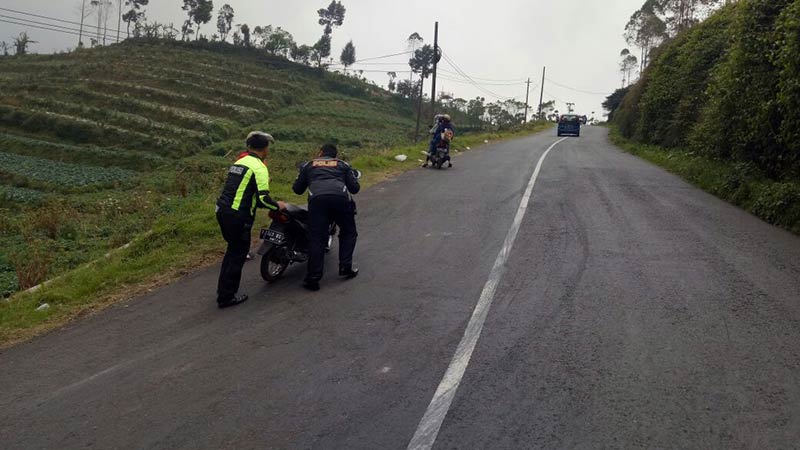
[2,127,800,450]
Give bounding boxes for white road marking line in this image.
[406,137,568,450]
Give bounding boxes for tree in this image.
[181,19,194,41]
[122,0,148,36]
[216,4,234,42]
[387,72,397,92]
[12,32,35,56]
[650,0,724,35]
[312,34,331,68]
[239,24,251,47]
[317,1,346,35]
[290,44,312,65]
[619,48,639,86]
[340,40,356,72]
[182,0,214,40]
[0,41,9,56]
[264,27,295,57]
[409,44,440,139]
[625,1,668,72]
[396,79,421,99]
[90,0,113,45]
[602,87,630,121]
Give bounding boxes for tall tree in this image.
[409,44,439,139]
[340,40,356,72]
[625,1,668,72]
[182,0,214,40]
[90,0,113,45]
[619,48,639,86]
[406,32,424,84]
[122,0,149,36]
[317,1,346,35]
[216,4,234,42]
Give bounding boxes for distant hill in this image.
[0,39,416,296]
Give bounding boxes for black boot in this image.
[303,279,321,291]
[218,294,248,309]
[339,266,359,279]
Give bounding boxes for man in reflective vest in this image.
[215,131,286,308]
[292,143,360,291]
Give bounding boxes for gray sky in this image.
[1,0,645,116]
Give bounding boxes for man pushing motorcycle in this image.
[292,143,361,292]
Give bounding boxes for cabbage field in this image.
[0,39,416,296]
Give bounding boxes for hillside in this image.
[612,0,800,232]
[0,39,416,297]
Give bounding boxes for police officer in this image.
[292,143,360,291]
[215,131,286,308]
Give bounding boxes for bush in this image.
[615,0,800,181]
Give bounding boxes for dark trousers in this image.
[306,195,358,282]
[216,209,252,303]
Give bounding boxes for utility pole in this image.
[79,0,86,48]
[537,66,546,120]
[117,0,122,42]
[430,21,439,114]
[414,78,424,143]
[523,78,532,123]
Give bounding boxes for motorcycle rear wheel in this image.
[261,246,290,282]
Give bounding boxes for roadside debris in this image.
[395,154,408,162]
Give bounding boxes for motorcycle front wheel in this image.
[261,246,290,282]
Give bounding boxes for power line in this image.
[439,50,515,101]
[0,14,122,42]
[544,77,611,96]
[438,67,526,84]
[0,6,126,37]
[0,18,122,42]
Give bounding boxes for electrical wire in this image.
[545,77,611,96]
[0,6,127,37]
[0,18,123,42]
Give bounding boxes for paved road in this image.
[2,127,800,450]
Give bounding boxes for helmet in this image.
[441,114,451,122]
[246,131,275,150]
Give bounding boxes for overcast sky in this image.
[1,0,645,116]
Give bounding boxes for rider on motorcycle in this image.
[423,114,455,168]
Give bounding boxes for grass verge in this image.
[0,122,553,348]
[609,126,800,235]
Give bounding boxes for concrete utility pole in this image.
[523,78,532,123]
[79,0,86,47]
[430,21,439,114]
[117,0,122,42]
[537,66,546,120]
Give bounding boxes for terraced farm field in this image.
[0,39,416,297]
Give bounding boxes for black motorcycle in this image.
[429,130,454,169]
[257,204,337,282]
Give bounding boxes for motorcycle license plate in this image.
[260,229,286,244]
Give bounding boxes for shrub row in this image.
[615,0,800,181]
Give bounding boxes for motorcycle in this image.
[429,129,454,170]
[257,168,361,282]
[257,204,338,282]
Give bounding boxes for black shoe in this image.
[218,294,248,309]
[339,266,359,279]
[421,163,428,168]
[448,162,452,168]
[303,279,321,291]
